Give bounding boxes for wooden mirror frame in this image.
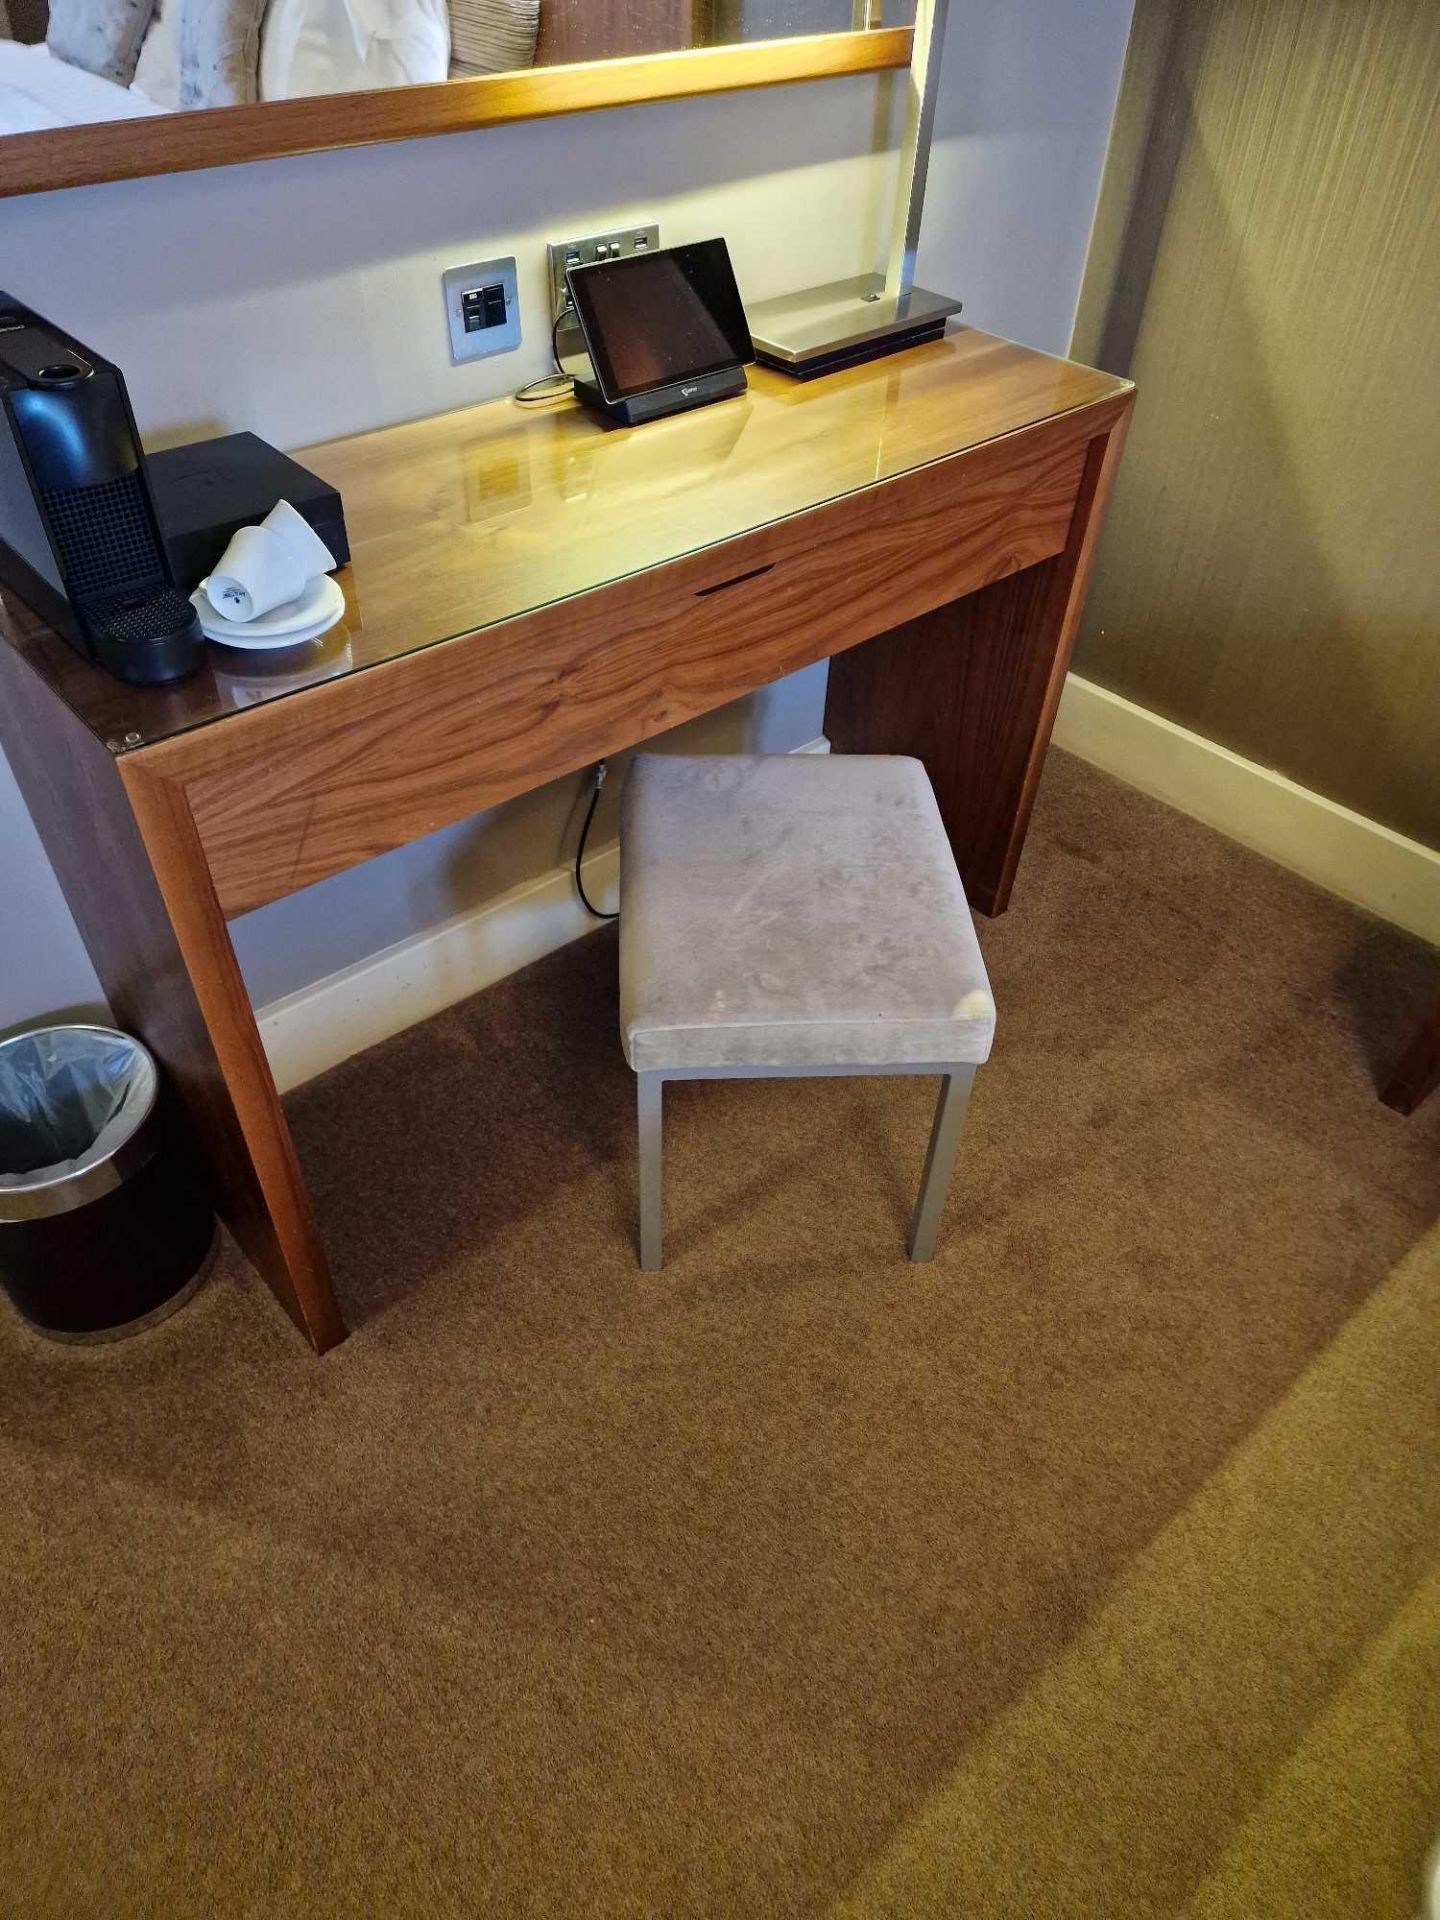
[0,27,912,199]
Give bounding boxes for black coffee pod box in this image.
[148,431,349,592]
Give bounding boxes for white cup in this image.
[207,525,306,623]
[206,500,336,624]
[263,497,336,578]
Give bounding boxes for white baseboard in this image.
[1053,675,1440,947]
[259,842,622,1094]
[258,737,831,1094]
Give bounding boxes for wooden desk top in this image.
[0,329,1128,753]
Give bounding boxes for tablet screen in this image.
[567,240,753,403]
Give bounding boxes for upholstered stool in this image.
[618,753,996,1269]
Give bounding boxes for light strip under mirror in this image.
[0,28,913,199]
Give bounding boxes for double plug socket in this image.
[546,224,661,328]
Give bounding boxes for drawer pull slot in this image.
[695,561,776,599]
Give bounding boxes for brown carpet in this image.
[2,750,1437,1919]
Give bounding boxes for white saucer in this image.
[192,573,345,649]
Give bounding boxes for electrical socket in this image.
[547,224,660,327]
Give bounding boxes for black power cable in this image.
[575,761,618,920]
[514,308,576,408]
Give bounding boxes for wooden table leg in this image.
[825,411,1130,915]
[0,643,346,1352]
[1380,997,1440,1116]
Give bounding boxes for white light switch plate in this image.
[443,256,521,364]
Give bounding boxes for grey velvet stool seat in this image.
[618,753,996,1270]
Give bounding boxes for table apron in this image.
[143,403,1113,919]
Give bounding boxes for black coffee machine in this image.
[0,294,202,685]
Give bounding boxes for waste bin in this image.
[0,1025,215,1342]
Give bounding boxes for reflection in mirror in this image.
[0,0,912,139]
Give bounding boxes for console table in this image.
[0,329,1132,1350]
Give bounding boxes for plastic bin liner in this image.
[0,1028,158,1189]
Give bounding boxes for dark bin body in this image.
[0,1027,214,1342]
[1,1133,213,1338]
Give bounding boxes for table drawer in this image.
[177,408,1097,916]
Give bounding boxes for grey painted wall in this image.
[1072,0,1440,850]
[0,0,1134,1031]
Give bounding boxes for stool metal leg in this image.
[907,1066,975,1263]
[637,1072,664,1271]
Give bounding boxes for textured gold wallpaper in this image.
[1071,0,1440,847]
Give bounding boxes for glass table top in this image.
[0,328,1128,755]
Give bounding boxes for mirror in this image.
[0,0,913,198]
